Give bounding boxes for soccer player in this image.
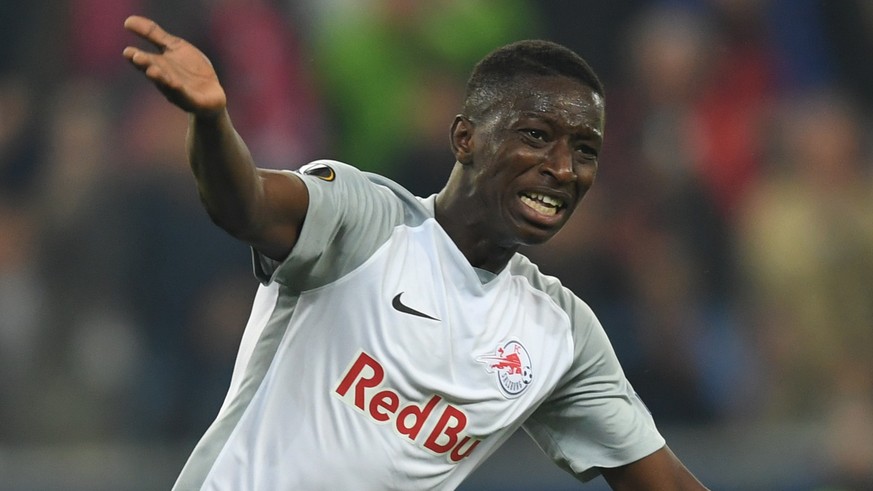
[123,14,708,491]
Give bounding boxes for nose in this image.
[541,141,576,184]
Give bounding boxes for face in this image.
[456,75,605,247]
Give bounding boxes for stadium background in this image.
[1,0,872,489]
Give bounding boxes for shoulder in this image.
[507,253,598,327]
[255,160,430,287]
[294,160,370,188]
[296,160,432,225]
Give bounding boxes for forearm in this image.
[186,109,264,238]
[600,446,709,491]
[125,15,307,258]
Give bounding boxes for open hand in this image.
[123,15,227,117]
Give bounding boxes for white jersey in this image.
[173,161,664,490]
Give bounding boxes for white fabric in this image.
[173,161,664,490]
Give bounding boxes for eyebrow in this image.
[515,112,603,141]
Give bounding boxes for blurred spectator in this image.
[737,89,873,422]
[32,78,141,442]
[607,5,734,300]
[0,76,41,199]
[738,88,873,488]
[0,198,44,441]
[690,0,778,219]
[111,86,255,439]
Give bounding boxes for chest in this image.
[293,225,574,427]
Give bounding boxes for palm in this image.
[123,16,227,116]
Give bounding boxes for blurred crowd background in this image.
[1,0,872,489]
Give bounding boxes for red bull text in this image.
[334,350,481,463]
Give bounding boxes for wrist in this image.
[190,107,229,128]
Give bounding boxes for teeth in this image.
[528,192,563,208]
[520,194,559,216]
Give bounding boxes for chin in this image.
[502,211,566,247]
[516,228,559,247]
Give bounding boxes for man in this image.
[123,14,708,490]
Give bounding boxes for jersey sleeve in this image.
[253,160,404,291]
[523,295,666,482]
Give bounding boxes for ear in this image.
[450,115,474,165]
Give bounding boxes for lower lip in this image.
[517,195,564,227]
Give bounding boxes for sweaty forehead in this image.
[489,76,605,132]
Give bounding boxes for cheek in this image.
[505,147,549,179]
[578,165,597,188]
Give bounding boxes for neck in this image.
[435,187,518,274]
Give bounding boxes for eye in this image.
[521,128,548,143]
[576,144,599,160]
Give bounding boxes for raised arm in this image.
[599,445,709,491]
[122,15,306,261]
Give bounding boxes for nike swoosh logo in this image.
[392,292,440,321]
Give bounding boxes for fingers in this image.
[122,16,179,85]
[122,46,152,71]
[123,15,178,51]
[122,47,176,88]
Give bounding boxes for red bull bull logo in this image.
[334,350,481,463]
[476,340,533,398]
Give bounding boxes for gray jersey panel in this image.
[254,160,430,291]
[510,255,665,481]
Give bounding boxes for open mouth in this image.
[519,192,565,217]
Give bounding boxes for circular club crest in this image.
[476,340,533,398]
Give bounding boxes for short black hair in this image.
[463,40,604,120]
